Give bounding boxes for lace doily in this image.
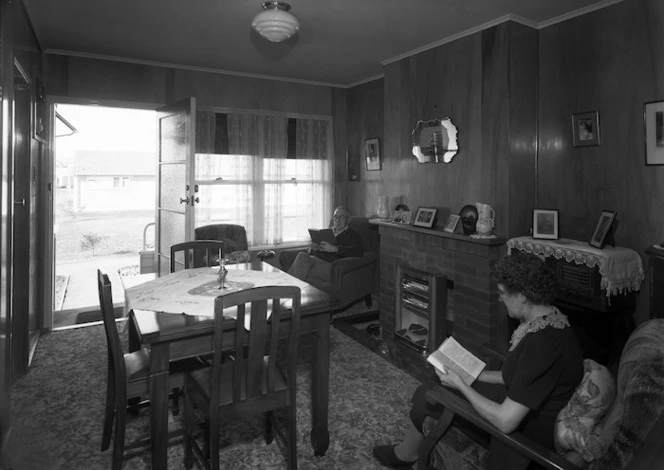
[507,237,644,297]
[509,307,570,351]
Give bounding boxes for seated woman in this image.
[287,206,363,287]
[373,252,584,469]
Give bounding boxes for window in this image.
[113,176,131,188]
[194,112,332,247]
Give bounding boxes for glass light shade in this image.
[252,3,300,42]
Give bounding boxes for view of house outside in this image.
[54,104,157,318]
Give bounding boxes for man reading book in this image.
[373,252,583,469]
[287,206,363,287]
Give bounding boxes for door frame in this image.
[40,97,159,331]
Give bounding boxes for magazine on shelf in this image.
[308,228,337,245]
[426,336,486,385]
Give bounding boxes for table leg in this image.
[128,313,141,353]
[150,342,170,469]
[310,312,330,456]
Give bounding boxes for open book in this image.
[308,228,337,245]
[427,336,486,385]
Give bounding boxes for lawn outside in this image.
[55,210,154,263]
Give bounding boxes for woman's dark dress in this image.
[410,318,583,467]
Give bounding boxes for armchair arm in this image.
[329,252,376,283]
[417,385,583,470]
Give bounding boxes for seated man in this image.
[287,206,364,287]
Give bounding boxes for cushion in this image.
[585,319,664,470]
[554,358,616,464]
[226,250,251,264]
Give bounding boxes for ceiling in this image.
[22,0,620,88]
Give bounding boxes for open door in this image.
[155,98,196,276]
[11,59,39,376]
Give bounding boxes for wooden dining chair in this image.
[170,240,226,272]
[183,285,302,470]
[97,269,208,469]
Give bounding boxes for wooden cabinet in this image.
[646,246,664,319]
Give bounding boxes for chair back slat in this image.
[246,299,268,398]
[212,286,301,406]
[266,298,282,393]
[97,270,127,393]
[170,240,225,272]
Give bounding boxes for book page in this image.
[308,228,336,245]
[427,337,486,385]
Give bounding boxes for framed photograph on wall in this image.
[572,111,600,147]
[365,138,381,171]
[532,209,559,240]
[589,210,617,249]
[413,207,437,229]
[644,100,664,165]
[443,214,461,233]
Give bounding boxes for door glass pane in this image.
[159,164,184,211]
[160,114,186,162]
[159,209,185,266]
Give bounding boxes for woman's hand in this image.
[435,368,466,391]
[317,241,338,253]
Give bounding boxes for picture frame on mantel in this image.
[365,138,381,171]
[589,210,617,249]
[572,110,600,147]
[413,207,437,229]
[644,100,664,165]
[532,209,559,240]
[443,214,461,233]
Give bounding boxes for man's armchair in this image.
[279,216,378,311]
[418,319,664,470]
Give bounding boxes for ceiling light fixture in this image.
[252,1,300,43]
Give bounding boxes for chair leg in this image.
[184,388,194,470]
[171,387,181,416]
[287,405,298,470]
[264,411,274,444]
[203,417,210,460]
[209,415,220,470]
[417,408,454,470]
[101,364,115,451]
[112,390,128,470]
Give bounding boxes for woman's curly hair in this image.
[491,252,557,305]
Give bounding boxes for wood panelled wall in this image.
[45,56,335,116]
[339,80,384,217]
[538,0,664,324]
[345,22,538,238]
[345,0,662,324]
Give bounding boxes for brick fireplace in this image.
[370,220,508,356]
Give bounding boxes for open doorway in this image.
[53,103,156,329]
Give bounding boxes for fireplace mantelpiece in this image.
[370,219,508,356]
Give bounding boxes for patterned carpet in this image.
[6,319,420,469]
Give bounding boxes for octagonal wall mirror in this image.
[411,117,458,163]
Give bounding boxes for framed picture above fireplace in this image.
[413,207,437,228]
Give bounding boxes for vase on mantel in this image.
[377,196,390,219]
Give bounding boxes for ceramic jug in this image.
[475,203,495,236]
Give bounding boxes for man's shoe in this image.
[372,444,417,469]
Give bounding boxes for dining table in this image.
[123,260,338,469]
